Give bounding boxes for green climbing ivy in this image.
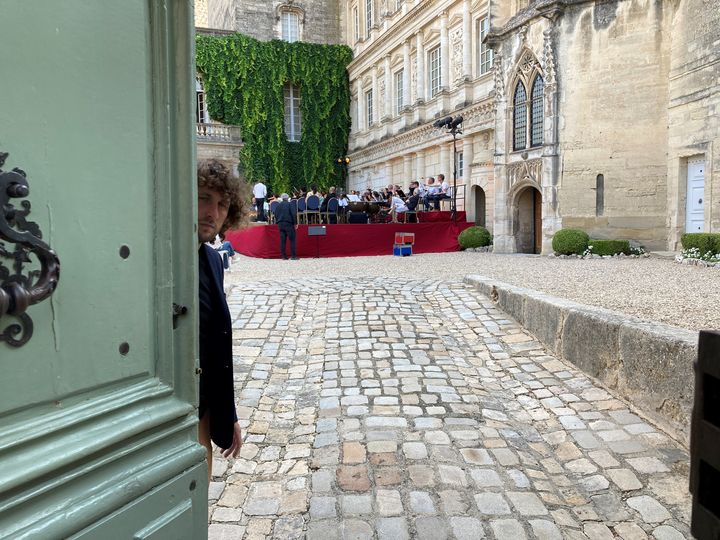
[196,33,353,195]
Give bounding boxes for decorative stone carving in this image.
[451,27,463,87]
[518,24,528,44]
[543,27,556,86]
[378,75,386,118]
[519,50,538,75]
[411,56,417,103]
[507,157,542,189]
[493,53,504,98]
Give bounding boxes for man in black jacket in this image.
[274,193,298,260]
[197,159,249,481]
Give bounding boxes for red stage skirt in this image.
[226,219,473,259]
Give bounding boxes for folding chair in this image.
[322,197,339,224]
[305,195,320,224]
[296,197,307,224]
[268,200,280,224]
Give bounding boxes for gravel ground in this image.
[225,252,719,332]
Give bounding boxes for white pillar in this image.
[403,40,411,108]
[385,161,393,186]
[416,151,425,180]
[383,54,392,119]
[462,136,474,180]
[357,79,365,131]
[371,66,378,127]
[440,143,451,179]
[440,12,449,90]
[403,154,413,185]
[462,0,472,80]
[416,32,425,102]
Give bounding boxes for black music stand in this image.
[308,225,326,258]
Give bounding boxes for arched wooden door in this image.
[473,186,486,227]
[516,186,542,254]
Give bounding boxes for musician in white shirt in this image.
[253,180,268,221]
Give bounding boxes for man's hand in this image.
[220,422,242,458]
[295,225,298,230]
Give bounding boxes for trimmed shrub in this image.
[552,229,589,255]
[589,239,631,256]
[459,226,492,249]
[681,233,720,255]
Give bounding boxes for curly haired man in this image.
[196,159,250,480]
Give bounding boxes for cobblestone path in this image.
[209,278,691,540]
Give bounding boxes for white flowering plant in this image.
[681,246,720,263]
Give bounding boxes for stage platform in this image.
[226,213,473,259]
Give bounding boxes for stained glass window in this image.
[530,75,544,147]
[513,81,527,151]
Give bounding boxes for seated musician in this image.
[429,174,451,210]
[306,184,320,200]
[423,177,438,210]
[389,190,408,223]
[348,190,362,202]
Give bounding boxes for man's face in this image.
[198,186,229,243]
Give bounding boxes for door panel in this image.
[0,1,205,538]
[1,1,155,410]
[685,158,705,233]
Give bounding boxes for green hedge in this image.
[552,229,589,255]
[681,233,720,255]
[459,226,492,249]
[589,239,631,256]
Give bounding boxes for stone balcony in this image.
[196,122,242,144]
[196,123,243,172]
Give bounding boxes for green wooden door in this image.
[0,2,207,538]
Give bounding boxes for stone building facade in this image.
[199,0,719,252]
[343,0,719,252]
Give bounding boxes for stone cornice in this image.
[484,0,598,45]
[349,98,494,167]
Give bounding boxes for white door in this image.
[685,158,705,232]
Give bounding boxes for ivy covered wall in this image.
[196,33,353,195]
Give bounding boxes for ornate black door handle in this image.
[0,152,60,347]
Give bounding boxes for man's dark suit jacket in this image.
[198,244,237,449]
[273,200,296,225]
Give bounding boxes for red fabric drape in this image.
[226,221,474,259]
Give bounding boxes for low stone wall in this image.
[464,275,698,446]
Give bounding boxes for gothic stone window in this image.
[512,52,544,151]
[284,83,302,141]
[530,75,544,146]
[513,81,527,151]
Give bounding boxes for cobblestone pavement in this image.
[208,278,692,540]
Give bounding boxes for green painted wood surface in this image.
[0,1,206,538]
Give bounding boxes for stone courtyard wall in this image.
[208,0,236,30]
[665,0,720,248]
[556,0,671,249]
